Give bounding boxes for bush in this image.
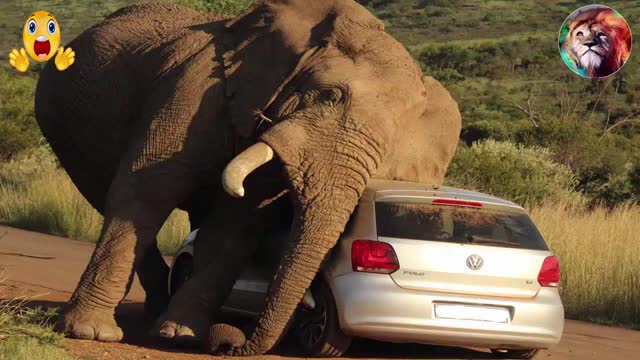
[577,163,640,207]
[445,140,584,208]
[460,118,530,145]
[517,119,635,176]
[515,119,640,206]
[425,68,465,85]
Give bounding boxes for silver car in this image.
[169,180,564,358]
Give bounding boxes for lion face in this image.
[568,21,611,70]
[561,7,631,77]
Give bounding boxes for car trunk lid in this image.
[375,198,550,299]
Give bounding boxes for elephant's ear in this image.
[222,1,322,143]
[415,76,462,184]
[378,76,461,185]
[222,0,384,144]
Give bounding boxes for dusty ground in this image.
[1,225,639,360]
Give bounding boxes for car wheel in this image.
[169,254,193,296]
[491,349,539,359]
[294,280,352,357]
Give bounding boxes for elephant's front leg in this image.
[56,193,170,341]
[154,200,259,345]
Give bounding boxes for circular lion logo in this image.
[558,5,632,78]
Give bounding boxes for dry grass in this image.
[0,147,190,255]
[0,167,104,241]
[531,202,640,327]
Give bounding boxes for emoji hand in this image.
[9,48,30,72]
[54,46,75,71]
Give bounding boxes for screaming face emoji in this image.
[8,10,75,72]
[24,11,59,61]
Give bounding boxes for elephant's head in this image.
[215,0,461,354]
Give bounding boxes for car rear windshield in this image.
[375,201,548,250]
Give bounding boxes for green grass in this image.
[0,337,72,360]
[0,291,71,360]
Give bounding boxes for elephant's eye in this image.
[280,94,300,116]
[319,88,343,104]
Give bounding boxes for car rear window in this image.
[375,201,548,250]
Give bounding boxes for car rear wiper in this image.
[466,236,522,248]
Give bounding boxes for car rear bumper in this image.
[329,272,564,350]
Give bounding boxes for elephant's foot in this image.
[55,308,123,342]
[208,323,247,354]
[152,311,209,346]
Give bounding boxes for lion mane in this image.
[563,8,631,77]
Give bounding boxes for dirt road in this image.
[1,225,638,360]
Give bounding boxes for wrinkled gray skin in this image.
[35,0,461,356]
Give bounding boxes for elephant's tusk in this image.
[222,142,274,198]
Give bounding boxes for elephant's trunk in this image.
[236,130,381,353]
[242,189,361,354]
[211,120,384,355]
[221,142,274,198]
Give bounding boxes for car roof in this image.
[364,179,524,210]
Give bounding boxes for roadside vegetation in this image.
[531,202,640,328]
[446,140,585,208]
[0,146,189,255]
[0,0,639,333]
[0,276,72,360]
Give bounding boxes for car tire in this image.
[169,254,193,296]
[491,349,539,359]
[294,279,352,357]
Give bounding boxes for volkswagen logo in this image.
[466,255,484,270]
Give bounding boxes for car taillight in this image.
[538,256,560,287]
[432,198,483,208]
[351,240,399,274]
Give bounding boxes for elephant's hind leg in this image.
[57,107,215,341]
[56,181,173,341]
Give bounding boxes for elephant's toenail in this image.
[159,326,176,338]
[70,324,96,340]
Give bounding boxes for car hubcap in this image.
[298,297,327,346]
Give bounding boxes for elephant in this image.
[34,0,461,356]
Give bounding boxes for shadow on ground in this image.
[24,300,495,359]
